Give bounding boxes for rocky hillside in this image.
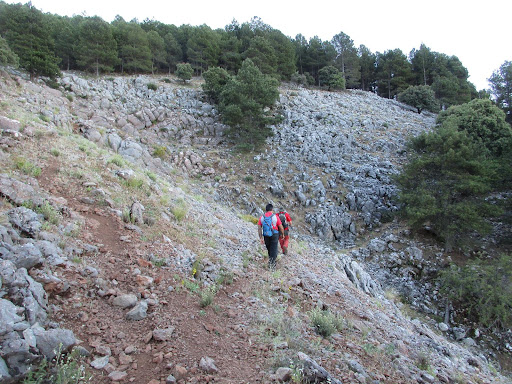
[0,67,510,384]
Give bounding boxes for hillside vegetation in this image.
[0,68,510,384]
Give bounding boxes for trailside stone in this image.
[35,240,66,266]
[0,116,21,131]
[91,355,110,370]
[33,327,76,359]
[0,356,11,380]
[2,334,36,376]
[130,201,145,225]
[199,356,218,373]
[275,367,292,382]
[297,352,342,384]
[112,294,138,309]
[8,243,43,269]
[118,139,143,162]
[0,299,23,335]
[0,175,45,207]
[108,371,128,381]
[152,327,175,341]
[125,300,147,321]
[7,207,42,237]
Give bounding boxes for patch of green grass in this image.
[171,198,188,221]
[14,156,42,177]
[37,201,61,225]
[22,346,92,384]
[107,154,126,167]
[147,82,158,91]
[216,269,234,285]
[159,194,171,206]
[21,200,60,225]
[145,170,157,182]
[39,113,51,123]
[182,279,200,293]
[308,308,345,338]
[64,169,84,180]
[362,343,377,356]
[152,258,167,267]
[415,351,431,371]
[239,214,258,225]
[242,251,251,268]
[199,285,217,308]
[122,208,132,223]
[152,145,167,159]
[122,176,145,189]
[50,148,60,157]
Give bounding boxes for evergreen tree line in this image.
[0,1,492,108]
[396,98,512,329]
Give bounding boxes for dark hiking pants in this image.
[264,233,279,269]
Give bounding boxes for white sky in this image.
[9,0,512,90]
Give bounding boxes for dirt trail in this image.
[38,159,271,384]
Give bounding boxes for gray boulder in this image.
[297,352,342,384]
[2,333,36,376]
[33,326,76,359]
[10,268,48,325]
[112,294,138,309]
[7,207,42,237]
[126,300,148,321]
[0,175,45,207]
[6,243,43,269]
[0,356,10,380]
[0,299,24,335]
[118,139,143,162]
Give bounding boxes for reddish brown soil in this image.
[38,159,271,384]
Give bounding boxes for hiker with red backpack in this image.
[258,203,284,270]
[277,210,292,255]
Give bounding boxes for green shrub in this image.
[152,145,167,159]
[51,148,60,157]
[171,198,188,221]
[318,65,346,91]
[202,67,230,103]
[199,286,216,308]
[438,254,512,328]
[39,114,51,123]
[152,258,167,267]
[308,308,344,338]
[122,177,144,189]
[239,214,258,225]
[23,346,91,384]
[218,59,280,152]
[107,155,125,167]
[147,82,158,91]
[183,279,199,293]
[37,201,61,225]
[176,63,194,83]
[146,171,157,182]
[14,157,42,177]
[216,269,234,285]
[398,85,439,114]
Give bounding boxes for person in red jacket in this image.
[277,210,292,255]
[258,204,284,270]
